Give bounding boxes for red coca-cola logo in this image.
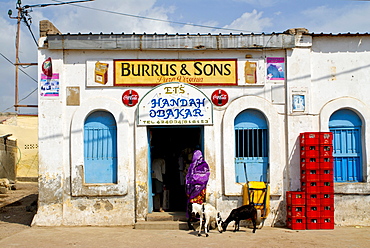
[211,89,228,106]
[122,90,139,107]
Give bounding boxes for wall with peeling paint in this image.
[34,31,370,227]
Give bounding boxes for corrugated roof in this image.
[311,32,370,37]
[45,32,297,50]
[43,27,370,50]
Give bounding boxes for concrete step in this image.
[134,211,189,230]
[134,220,189,230]
[146,211,187,222]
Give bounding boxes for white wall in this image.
[34,34,370,226]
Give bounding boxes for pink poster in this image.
[40,73,59,97]
[267,57,285,80]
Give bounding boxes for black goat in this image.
[221,204,257,233]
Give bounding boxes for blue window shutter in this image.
[84,111,117,184]
[234,109,269,183]
[329,109,362,182]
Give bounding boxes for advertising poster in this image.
[266,57,285,80]
[292,95,305,112]
[40,73,59,97]
[114,59,237,86]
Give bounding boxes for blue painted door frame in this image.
[147,126,204,213]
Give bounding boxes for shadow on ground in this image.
[0,193,38,226]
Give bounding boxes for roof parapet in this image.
[39,20,61,37]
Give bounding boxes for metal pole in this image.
[14,6,21,112]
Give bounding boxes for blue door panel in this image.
[333,157,343,182]
[84,111,117,184]
[235,158,268,182]
[334,157,361,182]
[331,128,361,182]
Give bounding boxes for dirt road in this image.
[0,225,369,248]
[0,182,369,247]
[0,182,38,240]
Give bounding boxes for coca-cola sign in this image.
[211,89,228,106]
[122,90,139,107]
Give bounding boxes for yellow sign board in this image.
[114,59,237,86]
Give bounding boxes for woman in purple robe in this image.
[185,150,210,216]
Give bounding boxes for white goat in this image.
[189,203,223,237]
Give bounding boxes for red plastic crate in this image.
[320,145,333,157]
[301,145,319,157]
[320,204,334,216]
[320,181,334,193]
[320,204,334,213]
[300,132,320,145]
[287,191,306,206]
[287,216,306,230]
[319,132,333,145]
[306,218,321,229]
[301,158,319,170]
[301,169,320,182]
[320,217,334,229]
[306,205,321,218]
[321,193,334,205]
[319,157,334,170]
[306,193,320,205]
[287,205,306,217]
[319,169,334,181]
[301,181,320,193]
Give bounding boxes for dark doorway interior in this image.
[149,126,203,212]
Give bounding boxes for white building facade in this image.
[33,26,370,227]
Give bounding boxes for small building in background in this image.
[0,113,38,182]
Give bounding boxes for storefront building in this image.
[32,23,370,227]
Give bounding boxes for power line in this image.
[24,0,94,8]
[0,52,38,112]
[0,52,37,83]
[18,88,38,103]
[20,11,38,46]
[50,0,253,33]
[1,87,38,113]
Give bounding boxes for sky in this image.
[1,0,370,114]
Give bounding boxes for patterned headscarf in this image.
[185,150,210,199]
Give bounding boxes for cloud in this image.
[38,0,176,34]
[233,0,278,8]
[223,9,272,33]
[301,4,370,33]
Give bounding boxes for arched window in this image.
[84,111,117,184]
[329,109,362,182]
[234,109,269,182]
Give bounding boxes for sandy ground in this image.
[0,225,369,248]
[0,182,369,247]
[0,182,38,240]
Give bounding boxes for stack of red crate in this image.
[300,132,335,230]
[286,191,306,230]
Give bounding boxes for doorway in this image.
[148,126,203,212]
